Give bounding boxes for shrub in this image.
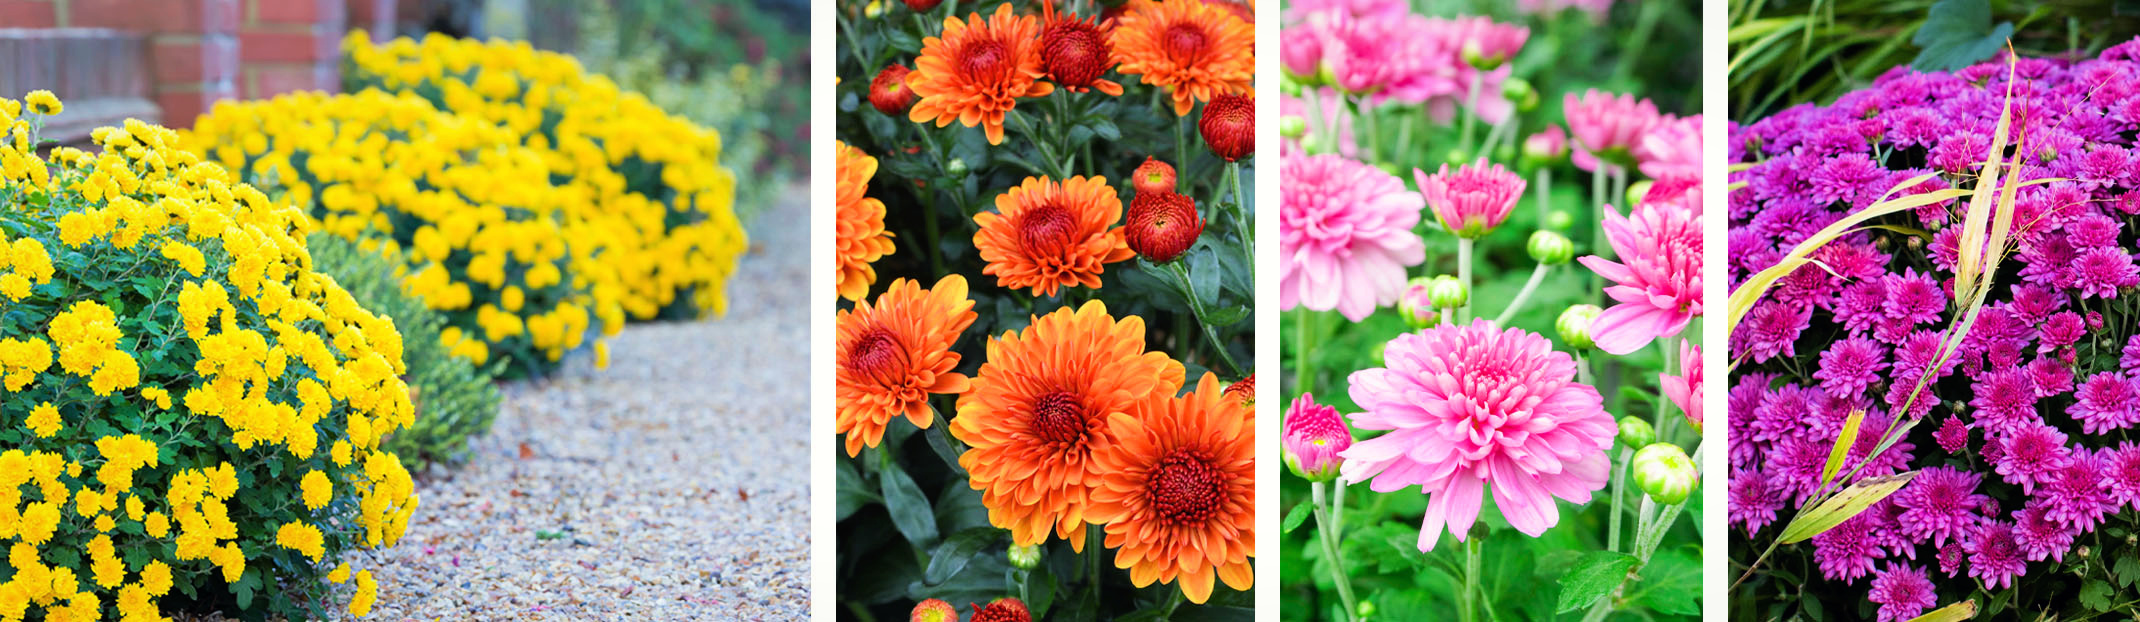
[184,90,621,378]
[341,31,750,322]
[0,94,415,620]
[307,232,500,469]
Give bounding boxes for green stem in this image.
[1227,161,1254,261]
[1159,588,1187,621]
[919,188,945,276]
[1589,164,1609,303]
[1534,167,1551,224]
[1493,263,1551,327]
[837,10,869,69]
[1087,524,1104,601]
[1458,237,1475,324]
[1313,482,1362,622]
[1462,533,1483,622]
[1296,309,1316,396]
[1653,339,1677,438]
[1361,96,1381,162]
[1167,260,1244,376]
[1459,71,1483,156]
[1011,110,1069,180]
[1575,352,1595,386]
[1606,446,1630,552]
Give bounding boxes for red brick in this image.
[238,29,332,62]
[0,1,57,27]
[150,35,237,84]
[346,0,392,35]
[253,0,343,27]
[154,85,232,128]
[247,63,334,98]
[72,0,238,33]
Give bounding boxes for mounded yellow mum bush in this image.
[184,90,623,377]
[0,95,416,619]
[341,31,748,322]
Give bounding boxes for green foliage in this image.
[308,232,501,469]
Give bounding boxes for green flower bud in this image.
[1632,443,1698,505]
[865,0,888,18]
[1626,179,1653,207]
[1007,543,1041,569]
[1545,209,1574,230]
[1358,600,1377,619]
[1501,77,1537,111]
[1427,275,1467,309]
[1494,142,1517,163]
[1557,304,1601,349]
[1398,276,1438,330]
[1280,117,1306,139]
[1615,416,1654,450]
[1445,148,1470,166]
[1527,231,1573,265]
[945,158,969,180]
[1371,339,1388,366]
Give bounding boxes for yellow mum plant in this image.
[0,94,417,620]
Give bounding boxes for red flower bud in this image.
[1199,93,1254,162]
[1125,191,1203,263]
[970,598,1031,622]
[910,599,956,622]
[1223,374,1254,407]
[870,64,915,115]
[1132,156,1176,195]
[904,0,942,11]
[1040,0,1122,95]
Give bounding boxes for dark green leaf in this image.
[1282,501,1313,534]
[924,528,1001,585]
[836,458,875,521]
[2081,578,2114,612]
[1629,547,1701,616]
[880,462,940,545]
[2117,555,2140,589]
[1909,0,2013,71]
[1555,550,1637,613]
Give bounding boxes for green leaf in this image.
[1907,600,1978,622]
[1629,547,1701,616]
[1555,550,1638,613]
[1909,0,2013,72]
[1282,501,1313,534]
[880,461,940,546]
[231,565,262,609]
[1821,408,1866,490]
[2081,579,2114,612]
[2116,555,2140,589]
[1778,471,1919,544]
[924,528,1001,585]
[836,458,875,521]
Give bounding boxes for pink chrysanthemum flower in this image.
[1967,521,2027,589]
[1813,337,1886,399]
[2041,448,2117,531]
[1660,340,1702,432]
[1283,393,1351,481]
[1564,90,1661,171]
[1934,415,1970,454]
[1892,466,1988,548]
[1451,16,1527,69]
[2013,502,2075,563]
[1281,153,1427,321]
[1282,0,1409,22]
[1729,468,1783,534]
[1579,199,1702,355]
[2107,442,2140,511]
[1341,320,1616,551]
[1867,564,1937,622]
[1415,160,1525,239]
[2074,372,2140,433]
[1635,114,1702,181]
[1992,423,2071,493]
[1812,508,1889,582]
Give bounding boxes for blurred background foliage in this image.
[1729,0,2140,120]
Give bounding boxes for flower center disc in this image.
[961,40,1010,80]
[1017,202,1076,256]
[1163,24,1207,61]
[843,329,908,384]
[1030,391,1087,444]
[1149,451,1224,525]
[1044,25,1106,85]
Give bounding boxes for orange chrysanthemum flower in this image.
[1088,372,1255,604]
[907,3,1056,145]
[837,141,896,301]
[951,301,1184,549]
[974,175,1135,297]
[837,275,978,457]
[1112,0,1255,116]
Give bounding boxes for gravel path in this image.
[279,192,811,621]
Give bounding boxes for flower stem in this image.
[1653,339,1677,437]
[1494,263,1551,327]
[1176,112,1192,182]
[1360,96,1381,162]
[1012,110,1069,180]
[1458,237,1475,324]
[1296,309,1315,396]
[1087,523,1104,600]
[1312,482,1362,622]
[1575,352,1594,386]
[1606,446,1630,552]
[1304,89,1327,154]
[1462,533,1484,622]
[1460,72,1482,156]
[1535,167,1551,223]
[1227,161,1254,256]
[1589,163,1609,302]
[1167,260,1244,376]
[1159,588,1186,621]
[918,186,946,276]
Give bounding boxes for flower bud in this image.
[1284,393,1352,482]
[1358,600,1377,619]
[1502,77,1538,111]
[972,597,1031,622]
[1522,124,1567,166]
[865,0,888,18]
[1223,374,1255,408]
[912,599,957,622]
[946,158,969,180]
[1280,116,1306,139]
[1615,416,1654,450]
[869,64,915,115]
[1626,179,1653,208]
[1545,209,1573,230]
[1398,276,1438,330]
[1558,304,1601,349]
[1632,443,1698,505]
[1007,544,1041,569]
[1427,275,1467,309]
[1132,156,1176,195]
[1445,148,1470,166]
[1200,93,1254,162]
[1125,191,1203,263]
[1527,231,1573,265]
[903,0,943,10]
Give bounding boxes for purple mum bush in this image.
[1729,39,2140,620]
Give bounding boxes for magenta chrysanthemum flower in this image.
[2025,357,2073,397]
[2107,442,2140,510]
[2074,372,2140,433]
[1812,509,1889,582]
[2012,502,2076,563]
[1341,320,1616,551]
[1283,393,1351,481]
[2038,312,2085,353]
[1729,468,1783,534]
[2073,246,2140,298]
[2123,334,2140,372]
[2041,449,2116,531]
[1934,415,1970,454]
[1892,466,1987,548]
[1451,16,1527,68]
[1867,564,1937,622]
[1935,540,1965,577]
[1813,337,1886,398]
[1563,89,1661,170]
[1415,160,1525,239]
[1991,423,2071,493]
[1969,368,2039,432]
[1966,521,2027,589]
[1281,153,1427,321]
[1579,200,1701,355]
[1660,340,1702,431]
[1635,114,1702,181]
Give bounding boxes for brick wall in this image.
[0,0,397,128]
